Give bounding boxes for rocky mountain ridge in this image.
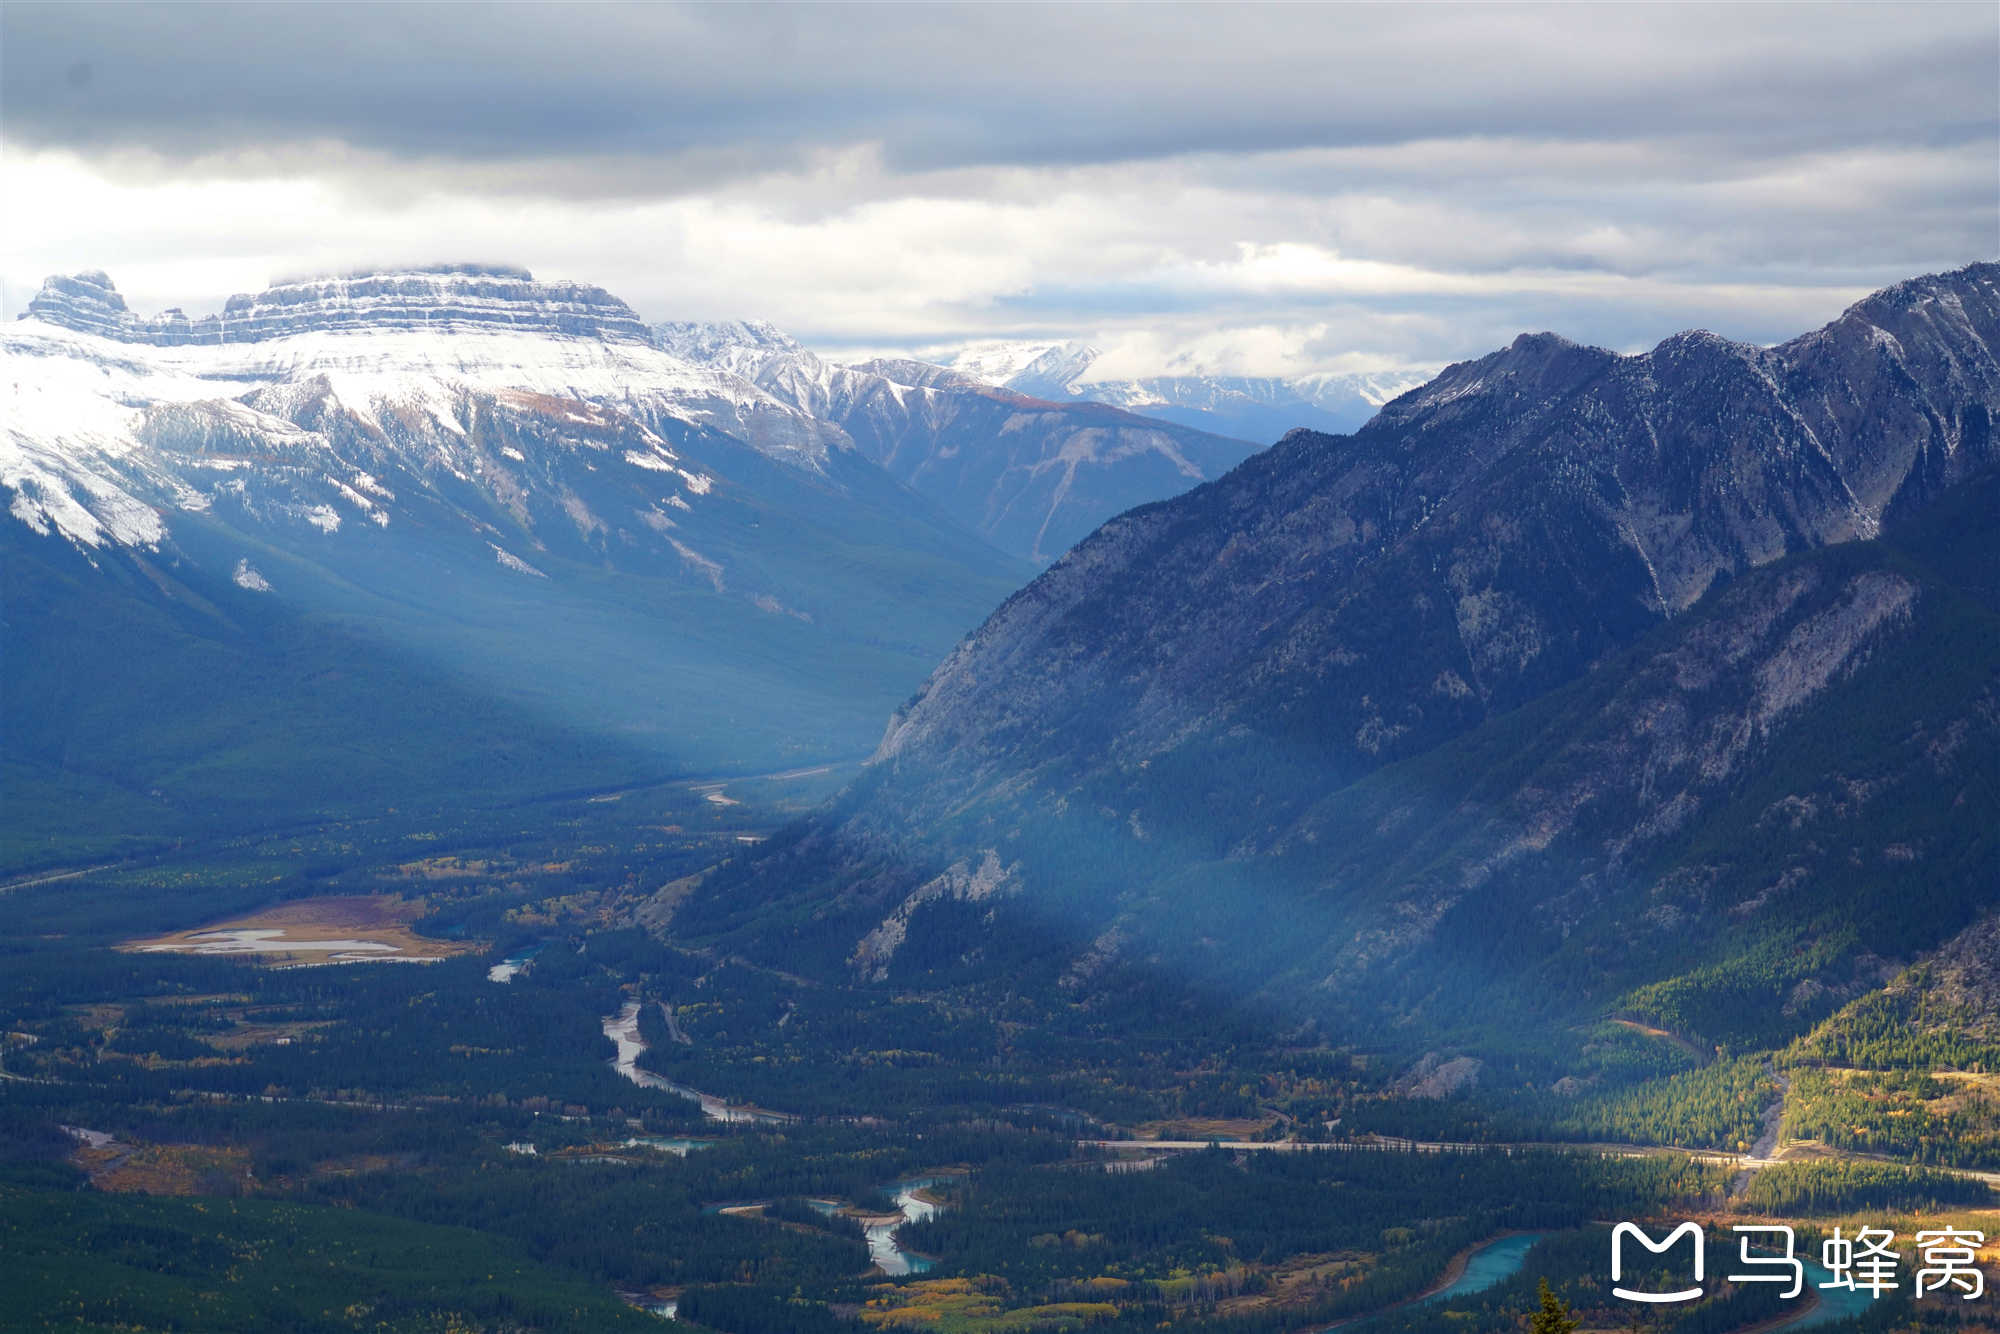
[877,265,1999,783]
[669,262,2000,1055]
[15,266,1388,571]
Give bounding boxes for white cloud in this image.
[1,2,1991,378]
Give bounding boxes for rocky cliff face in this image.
[671,263,2000,1051]
[24,264,656,346]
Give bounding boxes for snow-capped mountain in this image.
[941,340,1103,396]
[25,264,658,346]
[4,266,1026,845]
[652,326,1257,564]
[6,266,846,558]
[653,318,805,380]
[938,339,1431,441]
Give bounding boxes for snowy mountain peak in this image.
[21,264,655,347]
[1006,343,1104,400]
[941,340,1100,392]
[653,318,802,361]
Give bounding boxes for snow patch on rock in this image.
[489,543,547,578]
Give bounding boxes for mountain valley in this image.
[5,260,1998,1334]
[2,266,1030,861]
[8,9,1998,1332]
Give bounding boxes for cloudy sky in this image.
[3,2,1995,378]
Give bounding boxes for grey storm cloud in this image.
[5,2,1993,178]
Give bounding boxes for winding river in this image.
[601,1008,1887,1326]
[1771,1256,1877,1331]
[601,1000,789,1125]
[704,1181,944,1276]
[636,1182,944,1320]
[606,999,943,1271]
[856,1179,944,1277]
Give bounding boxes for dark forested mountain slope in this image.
[670,263,2000,1057]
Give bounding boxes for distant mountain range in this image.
[671,262,2000,1062]
[654,323,1261,563]
[933,339,1430,441]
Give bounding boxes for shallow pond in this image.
[1424,1232,1546,1303]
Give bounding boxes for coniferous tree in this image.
[1528,1278,1578,1334]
